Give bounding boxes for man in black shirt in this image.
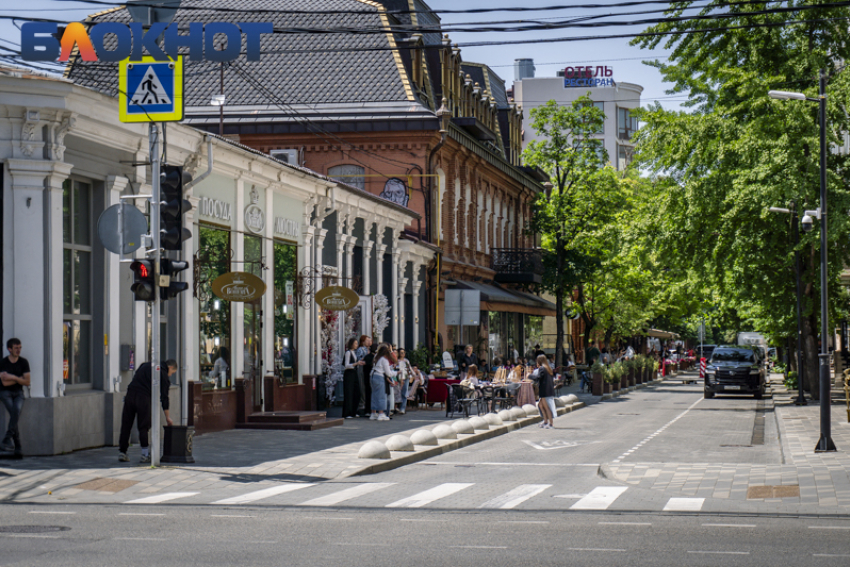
[0,338,30,456]
[118,360,176,463]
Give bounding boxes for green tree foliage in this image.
[632,0,850,396]
[523,97,625,366]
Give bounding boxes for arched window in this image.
[328,165,365,191]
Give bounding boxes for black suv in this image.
[704,346,765,399]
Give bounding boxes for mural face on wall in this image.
[379,178,409,207]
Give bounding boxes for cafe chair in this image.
[446,383,476,419]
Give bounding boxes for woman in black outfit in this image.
[342,338,364,418]
[459,344,478,379]
[536,354,556,429]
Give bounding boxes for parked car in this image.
[703,346,766,399]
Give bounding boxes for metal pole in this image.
[816,68,836,452]
[150,122,162,465]
[792,202,807,405]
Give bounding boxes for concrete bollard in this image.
[358,441,391,459]
[509,407,527,420]
[522,403,540,416]
[498,409,515,422]
[432,424,458,439]
[468,416,490,431]
[385,435,415,452]
[484,413,503,426]
[410,430,439,446]
[451,420,475,435]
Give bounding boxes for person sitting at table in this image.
[459,364,481,398]
[407,365,427,404]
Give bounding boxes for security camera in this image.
[801,214,814,233]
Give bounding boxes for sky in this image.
[0,0,683,110]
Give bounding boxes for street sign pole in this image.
[150,122,162,467]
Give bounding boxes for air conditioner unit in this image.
[270,149,299,165]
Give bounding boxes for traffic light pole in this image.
[150,122,162,467]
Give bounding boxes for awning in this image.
[455,281,556,317]
[645,329,680,339]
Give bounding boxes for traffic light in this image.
[160,164,193,250]
[130,259,156,302]
[160,259,190,300]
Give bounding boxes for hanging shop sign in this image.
[211,271,266,302]
[315,286,360,312]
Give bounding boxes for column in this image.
[399,272,409,350]
[412,273,423,349]
[298,224,315,380]
[391,247,401,347]
[5,159,73,398]
[181,193,200,420]
[232,179,246,382]
[314,227,328,380]
[344,236,356,291]
[263,187,275,392]
[105,175,130,394]
[361,221,373,296]
[375,242,387,298]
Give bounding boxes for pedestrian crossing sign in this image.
[118,56,183,123]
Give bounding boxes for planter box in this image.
[604,382,613,394]
[592,372,604,396]
[611,381,619,392]
[620,375,628,389]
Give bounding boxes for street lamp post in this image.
[768,202,806,406]
[769,68,836,452]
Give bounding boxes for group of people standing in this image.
[341,335,428,422]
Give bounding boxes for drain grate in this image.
[75,477,139,493]
[747,485,800,499]
[0,525,71,534]
[751,401,765,445]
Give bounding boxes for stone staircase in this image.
[236,411,344,431]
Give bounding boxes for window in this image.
[273,241,298,383]
[579,101,605,134]
[328,165,365,191]
[198,226,232,390]
[62,179,93,386]
[618,107,639,140]
[618,144,634,170]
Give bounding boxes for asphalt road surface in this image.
[2,381,849,566]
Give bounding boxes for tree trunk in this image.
[802,312,819,399]
[554,235,565,368]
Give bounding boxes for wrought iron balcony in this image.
[491,248,544,285]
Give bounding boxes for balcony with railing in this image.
[491,248,544,284]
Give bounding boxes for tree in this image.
[632,1,850,397]
[523,97,626,367]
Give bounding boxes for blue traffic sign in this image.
[119,56,184,123]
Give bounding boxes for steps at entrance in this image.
[236,411,344,431]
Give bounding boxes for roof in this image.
[66,0,411,107]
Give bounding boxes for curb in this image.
[349,378,671,478]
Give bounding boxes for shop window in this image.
[243,235,263,390]
[198,225,232,390]
[328,165,365,191]
[274,241,298,383]
[62,179,92,386]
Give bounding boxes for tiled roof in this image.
[66,0,411,107]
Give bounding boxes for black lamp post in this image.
[769,68,836,452]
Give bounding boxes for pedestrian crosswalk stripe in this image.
[663,497,704,512]
[570,487,628,510]
[385,483,474,508]
[478,484,551,510]
[212,483,315,505]
[299,483,396,507]
[125,492,199,504]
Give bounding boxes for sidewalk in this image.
[0,377,606,503]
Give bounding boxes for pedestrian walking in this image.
[585,341,601,366]
[0,338,31,457]
[342,338,364,419]
[536,354,556,429]
[396,348,412,415]
[118,360,175,463]
[355,335,372,416]
[458,344,477,379]
[361,340,376,418]
[369,344,395,421]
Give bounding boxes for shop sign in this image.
[198,196,233,222]
[564,65,615,88]
[245,187,265,234]
[274,217,301,238]
[315,286,360,312]
[211,271,266,302]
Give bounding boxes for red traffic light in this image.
[130,260,156,302]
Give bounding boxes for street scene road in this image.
[3,374,850,566]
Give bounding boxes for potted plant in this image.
[602,366,620,394]
[616,361,628,389]
[653,360,660,380]
[624,359,636,387]
[591,362,605,396]
[634,356,644,384]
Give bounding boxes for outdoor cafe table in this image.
[514,381,535,407]
[427,377,459,405]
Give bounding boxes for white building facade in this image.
[513,71,643,170]
[0,68,429,454]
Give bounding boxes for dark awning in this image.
[455,281,556,317]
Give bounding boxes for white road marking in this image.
[809,526,850,530]
[567,548,626,552]
[663,497,705,512]
[28,511,75,515]
[299,483,395,507]
[0,534,62,539]
[615,397,703,461]
[478,484,551,509]
[599,522,651,526]
[688,551,749,555]
[703,523,757,528]
[125,492,199,504]
[385,483,473,508]
[450,546,508,549]
[212,483,314,505]
[570,486,628,510]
